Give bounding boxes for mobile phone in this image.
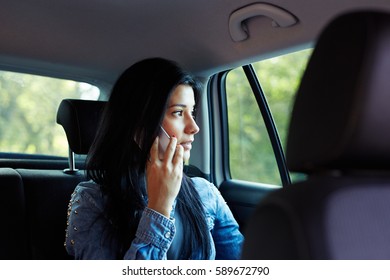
[158,126,170,158]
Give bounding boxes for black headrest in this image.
[56,99,106,155]
[287,11,390,173]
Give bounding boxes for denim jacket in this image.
[65,177,244,259]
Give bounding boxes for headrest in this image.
[286,11,390,173]
[56,99,106,155]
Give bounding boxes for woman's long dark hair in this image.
[86,58,211,259]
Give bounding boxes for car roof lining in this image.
[1,0,390,86]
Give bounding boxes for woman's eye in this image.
[173,110,183,116]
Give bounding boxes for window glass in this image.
[253,49,312,183]
[225,49,312,184]
[253,49,312,150]
[0,71,100,157]
[226,67,281,185]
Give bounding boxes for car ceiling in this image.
[1,0,390,88]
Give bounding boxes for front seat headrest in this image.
[56,99,106,155]
[287,11,390,173]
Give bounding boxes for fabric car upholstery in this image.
[242,11,390,259]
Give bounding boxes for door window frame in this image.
[208,66,291,187]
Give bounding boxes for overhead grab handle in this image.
[229,3,298,42]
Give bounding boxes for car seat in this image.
[242,11,390,259]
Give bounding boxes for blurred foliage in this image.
[226,49,312,185]
[0,71,99,157]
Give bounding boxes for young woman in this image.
[65,58,244,259]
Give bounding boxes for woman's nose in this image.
[186,116,200,135]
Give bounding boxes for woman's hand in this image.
[146,136,184,218]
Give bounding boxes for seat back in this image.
[242,11,390,259]
[22,99,107,259]
[18,169,84,259]
[0,168,29,259]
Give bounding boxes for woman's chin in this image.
[183,151,191,162]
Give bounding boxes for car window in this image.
[225,49,312,185]
[0,70,100,158]
[226,67,281,185]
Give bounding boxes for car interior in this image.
[2,0,390,260]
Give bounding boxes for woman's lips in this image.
[181,141,193,150]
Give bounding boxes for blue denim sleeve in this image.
[123,207,176,259]
[191,177,244,260]
[65,182,176,260]
[211,186,244,259]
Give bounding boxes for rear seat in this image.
[0,167,81,259]
[17,169,85,259]
[0,168,29,259]
[0,99,106,259]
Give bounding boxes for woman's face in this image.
[161,84,200,162]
